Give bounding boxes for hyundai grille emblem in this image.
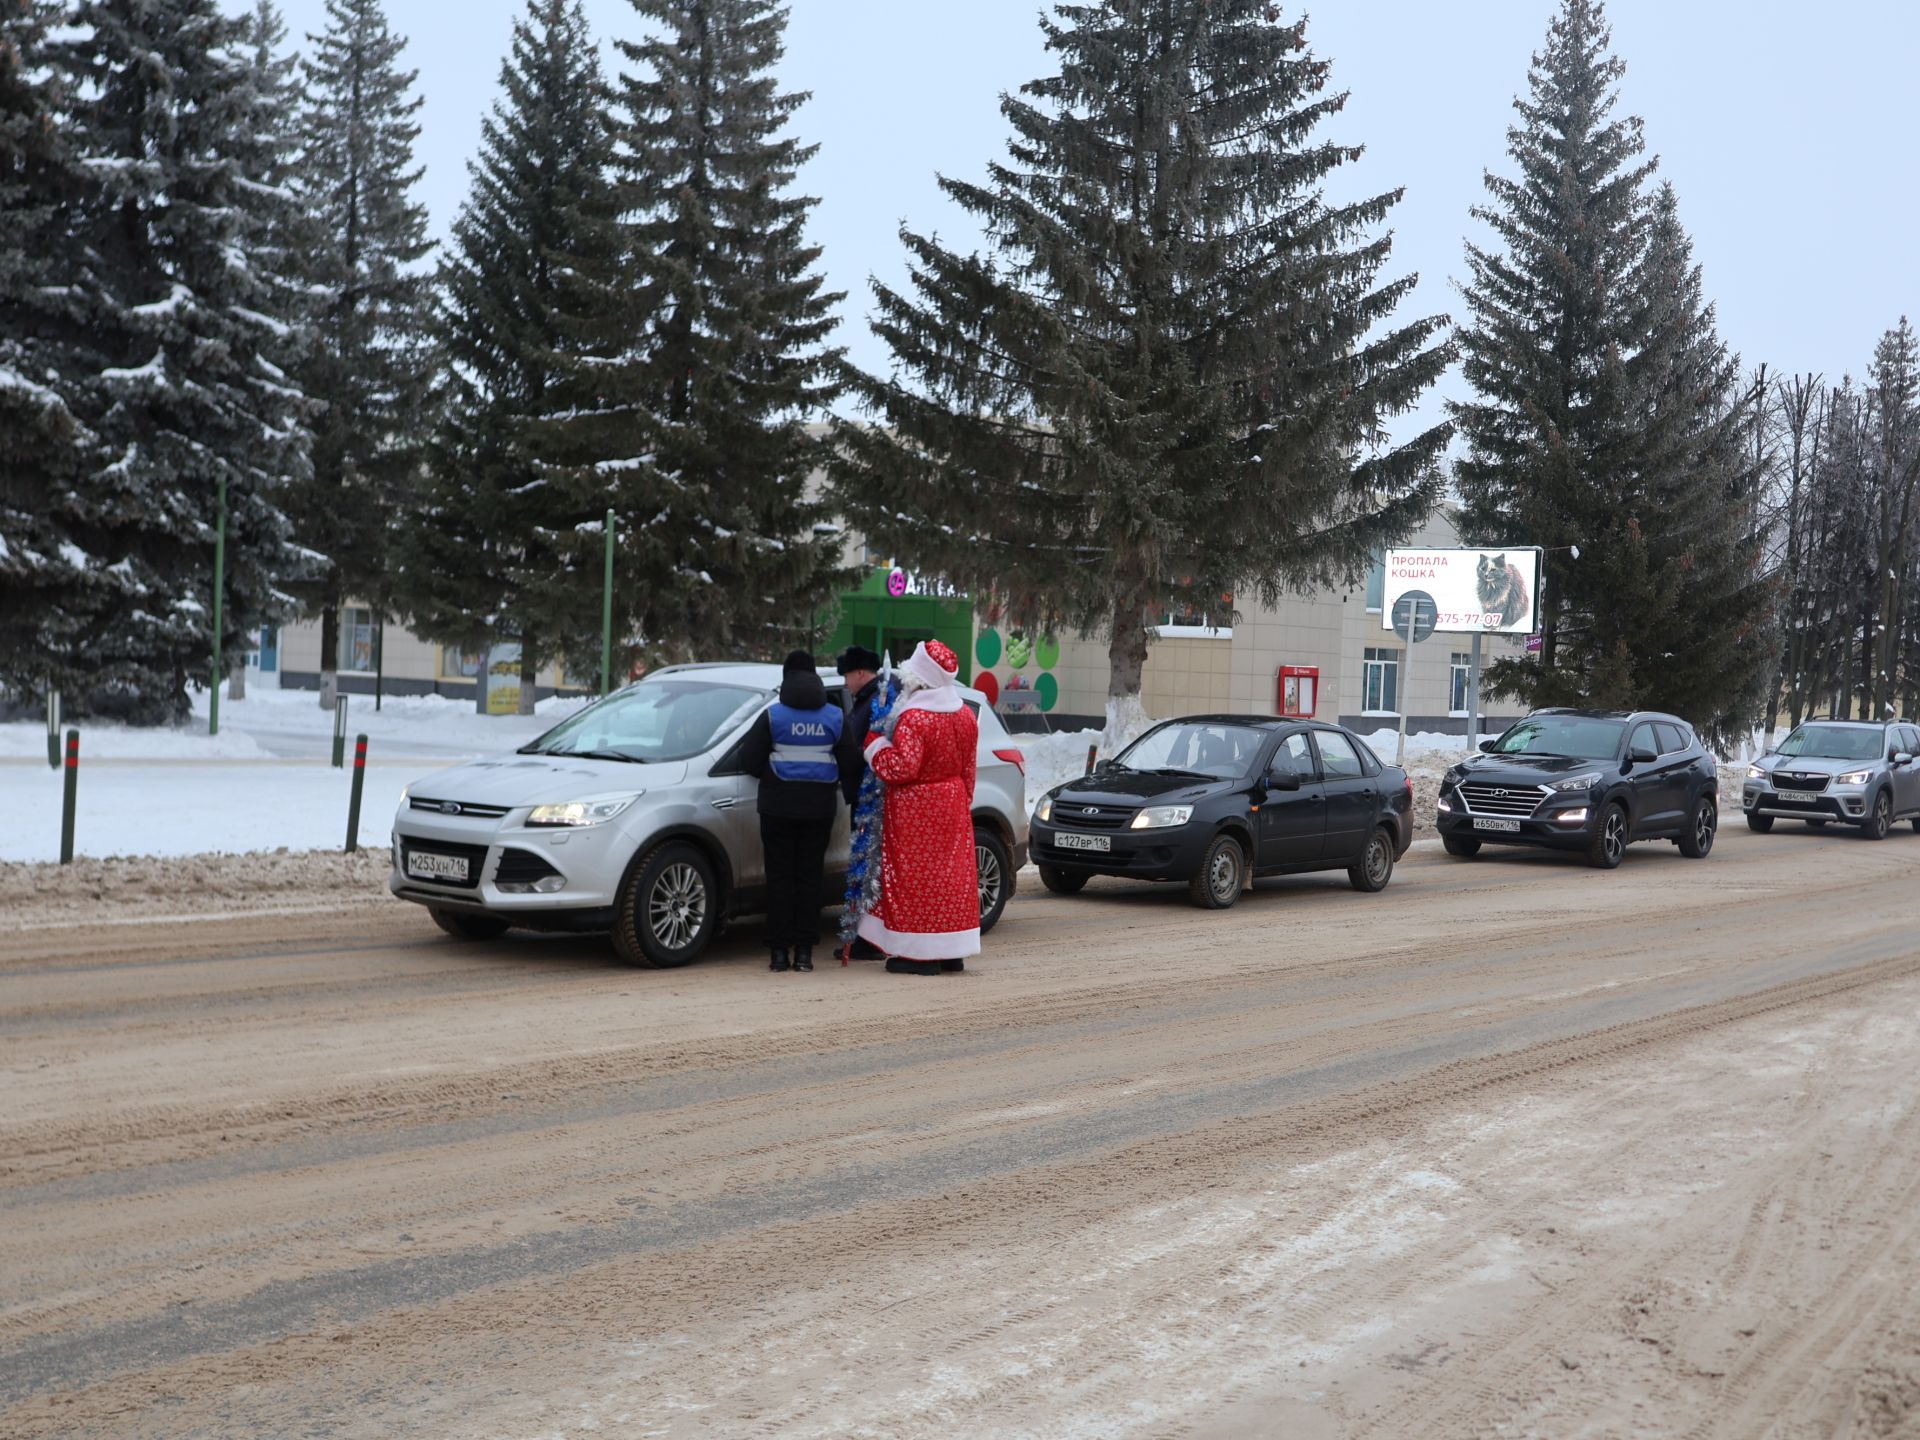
[439,802,461,815]
[1494,788,1509,798]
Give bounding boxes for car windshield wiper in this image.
[1150,767,1214,779]
[540,747,645,763]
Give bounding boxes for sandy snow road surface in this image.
[5,827,1920,1437]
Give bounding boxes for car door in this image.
[1624,721,1682,833]
[1311,729,1375,862]
[1258,732,1326,867]
[1895,726,1920,815]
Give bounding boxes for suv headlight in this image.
[1036,795,1053,823]
[1746,765,1766,781]
[1131,805,1194,830]
[526,794,641,827]
[1834,769,1873,787]
[1552,772,1602,792]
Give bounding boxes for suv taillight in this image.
[993,747,1026,776]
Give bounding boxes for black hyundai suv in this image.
[1030,715,1414,909]
[1435,709,1719,869]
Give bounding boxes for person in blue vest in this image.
[738,650,845,973]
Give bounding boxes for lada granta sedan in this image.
[389,663,1028,966]
[1028,716,1413,908]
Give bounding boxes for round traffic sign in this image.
[1391,591,1436,644]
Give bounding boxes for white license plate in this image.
[1771,793,1809,803]
[1055,831,1111,853]
[406,850,470,882]
[1473,818,1522,833]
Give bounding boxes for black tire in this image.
[1348,826,1395,893]
[1678,795,1717,858]
[1442,835,1481,858]
[1745,812,1774,834]
[1586,803,1628,869]
[429,907,509,941]
[975,825,1013,935]
[1861,790,1892,841]
[611,841,718,967]
[1187,834,1245,910]
[1912,818,1920,834]
[1038,864,1089,896]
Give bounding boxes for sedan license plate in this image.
[1055,831,1111,853]
[1473,818,1522,833]
[406,849,470,882]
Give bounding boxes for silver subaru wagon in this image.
[389,662,1028,966]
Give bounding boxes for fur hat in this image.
[782,649,817,674]
[835,644,882,675]
[900,639,960,692]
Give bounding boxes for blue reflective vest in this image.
[768,702,843,783]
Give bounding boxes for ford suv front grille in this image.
[1459,782,1549,817]
[410,796,513,819]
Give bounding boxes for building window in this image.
[1161,578,1233,630]
[1362,646,1400,714]
[1450,652,1472,715]
[1365,548,1384,611]
[339,607,376,673]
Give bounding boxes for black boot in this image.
[885,957,943,977]
[769,947,790,973]
[940,958,965,972]
[793,945,814,972]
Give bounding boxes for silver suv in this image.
[389,662,1028,965]
[1743,718,1920,840]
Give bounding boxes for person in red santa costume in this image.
[859,639,980,975]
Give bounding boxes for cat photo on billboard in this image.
[1476,552,1530,627]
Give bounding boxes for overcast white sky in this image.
[275,0,1918,444]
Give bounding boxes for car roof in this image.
[1798,717,1905,728]
[1533,707,1686,724]
[637,660,994,704]
[1148,713,1290,728]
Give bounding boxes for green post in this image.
[59,728,78,864]
[600,507,615,696]
[209,471,227,735]
[345,734,368,852]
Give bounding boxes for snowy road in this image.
[5,827,1920,1436]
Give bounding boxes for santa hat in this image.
[901,639,960,691]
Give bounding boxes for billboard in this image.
[1381,547,1542,635]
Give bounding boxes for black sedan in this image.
[1434,708,1719,868]
[1030,716,1414,908]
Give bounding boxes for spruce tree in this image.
[830,0,1453,741]
[539,0,848,668]
[290,0,434,706]
[399,0,615,709]
[0,0,97,699]
[1452,0,1768,737]
[41,0,310,721]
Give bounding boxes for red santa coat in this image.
[858,692,979,959]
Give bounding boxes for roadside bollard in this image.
[345,733,368,853]
[46,689,61,770]
[331,695,348,768]
[59,728,78,864]
[1085,743,1098,775]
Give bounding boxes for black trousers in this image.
[760,813,834,946]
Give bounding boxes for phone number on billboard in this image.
[1437,611,1524,628]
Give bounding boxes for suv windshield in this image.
[1490,715,1627,760]
[522,681,764,762]
[1118,721,1267,779]
[1776,724,1885,762]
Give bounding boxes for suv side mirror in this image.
[1898,752,1916,768]
[1093,757,1114,776]
[1477,739,1496,753]
[1629,744,1658,765]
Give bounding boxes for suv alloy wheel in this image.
[975,824,1013,934]
[1679,795,1716,858]
[1586,803,1628,869]
[1862,790,1892,841]
[612,841,718,967]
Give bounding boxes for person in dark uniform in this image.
[739,651,844,973]
[833,645,885,960]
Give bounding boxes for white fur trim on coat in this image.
[863,734,892,762]
[901,641,958,693]
[857,913,981,960]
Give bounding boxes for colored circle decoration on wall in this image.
[1035,672,1059,712]
[886,567,907,597]
[1036,634,1060,669]
[1006,632,1032,669]
[975,628,1002,668]
[975,671,999,705]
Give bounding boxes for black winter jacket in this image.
[739,670,844,821]
[835,675,881,803]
